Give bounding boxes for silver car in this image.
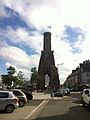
[9,89,27,107]
[0,91,19,113]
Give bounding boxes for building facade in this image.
[64,60,90,90]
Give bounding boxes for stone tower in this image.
[38,32,60,92]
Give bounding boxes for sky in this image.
[0,0,90,84]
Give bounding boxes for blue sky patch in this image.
[0,6,32,31]
[0,6,28,30]
[0,59,7,74]
[61,25,86,54]
[62,25,85,43]
[14,44,37,55]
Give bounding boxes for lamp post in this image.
[57,63,63,86]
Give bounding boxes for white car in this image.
[82,89,90,108]
[63,88,70,95]
[0,91,19,113]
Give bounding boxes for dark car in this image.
[54,91,63,97]
[21,90,33,100]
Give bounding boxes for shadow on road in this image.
[0,110,6,114]
[69,92,82,98]
[26,100,43,106]
[35,105,90,120]
[35,93,90,120]
[68,92,82,104]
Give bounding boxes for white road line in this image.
[25,96,68,120]
[25,99,49,120]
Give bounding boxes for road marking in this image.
[79,104,83,106]
[25,96,68,120]
[25,99,49,120]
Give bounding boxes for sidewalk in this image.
[32,92,66,100]
[33,92,51,100]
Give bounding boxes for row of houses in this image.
[64,60,90,90]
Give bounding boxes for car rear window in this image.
[13,91,23,96]
[0,92,9,98]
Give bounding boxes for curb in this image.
[25,99,49,120]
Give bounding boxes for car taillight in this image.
[14,97,19,103]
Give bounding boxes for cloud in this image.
[0,46,30,67]
[0,45,40,78]
[0,45,40,69]
[2,0,90,30]
[0,26,43,53]
[61,25,86,54]
[0,0,7,18]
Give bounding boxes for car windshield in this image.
[13,91,23,96]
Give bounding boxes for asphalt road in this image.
[35,92,90,120]
[0,100,43,120]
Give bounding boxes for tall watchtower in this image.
[38,32,60,91]
[44,32,51,51]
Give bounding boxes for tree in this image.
[1,75,12,86]
[1,66,24,87]
[30,67,37,84]
[1,66,16,86]
[7,66,16,76]
[30,67,40,89]
[15,71,24,86]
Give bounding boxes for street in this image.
[1,92,90,120]
[0,100,43,120]
[35,92,90,120]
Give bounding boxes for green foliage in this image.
[16,71,24,86]
[30,67,40,85]
[1,66,24,87]
[1,75,12,86]
[7,66,16,76]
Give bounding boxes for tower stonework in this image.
[38,32,60,91]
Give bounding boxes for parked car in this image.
[0,91,19,113]
[54,90,63,97]
[81,89,90,108]
[63,89,68,95]
[21,90,33,100]
[63,88,70,95]
[9,89,27,107]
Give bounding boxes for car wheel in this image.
[82,98,86,107]
[19,100,25,107]
[5,105,14,113]
[87,101,90,109]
